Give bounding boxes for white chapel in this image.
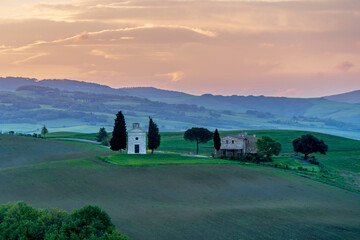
[128,123,146,154]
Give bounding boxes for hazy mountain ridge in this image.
[324,90,360,104]
[0,77,190,98]
[1,77,360,139]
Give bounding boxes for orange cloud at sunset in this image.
[0,0,359,97]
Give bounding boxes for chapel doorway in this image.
[135,144,140,153]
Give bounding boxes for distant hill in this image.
[174,94,360,125]
[121,87,191,99]
[0,77,37,91]
[0,77,191,98]
[1,77,360,138]
[38,79,127,95]
[324,90,360,104]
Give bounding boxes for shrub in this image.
[102,137,110,146]
[309,156,319,165]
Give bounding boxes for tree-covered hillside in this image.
[0,77,359,138]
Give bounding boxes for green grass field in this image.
[0,130,359,239]
[99,154,234,166]
[47,132,98,141]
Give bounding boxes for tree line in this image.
[0,202,130,240]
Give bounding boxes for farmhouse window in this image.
[232,140,234,144]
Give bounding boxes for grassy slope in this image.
[0,133,359,239]
[0,158,359,240]
[0,135,113,168]
[47,132,98,141]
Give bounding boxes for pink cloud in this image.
[75,32,89,41]
[334,61,355,72]
[274,88,301,97]
[259,43,274,48]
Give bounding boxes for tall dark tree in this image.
[293,134,328,159]
[148,117,161,154]
[184,127,213,154]
[110,111,127,153]
[96,127,108,142]
[213,129,221,156]
[41,125,48,138]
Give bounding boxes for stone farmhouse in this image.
[128,123,146,154]
[218,132,258,158]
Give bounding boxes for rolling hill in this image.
[0,131,359,240]
[0,134,112,169]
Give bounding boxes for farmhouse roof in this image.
[221,132,256,140]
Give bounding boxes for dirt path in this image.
[292,156,310,165]
[51,138,101,145]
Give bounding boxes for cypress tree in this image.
[41,125,48,138]
[213,129,221,156]
[147,117,161,154]
[110,111,127,153]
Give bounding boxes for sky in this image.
[0,0,359,97]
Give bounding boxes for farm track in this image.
[51,138,101,144]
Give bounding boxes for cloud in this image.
[259,43,275,48]
[0,24,216,54]
[90,49,119,60]
[356,41,360,47]
[157,71,185,82]
[87,24,217,38]
[75,32,89,41]
[334,61,355,72]
[120,36,134,40]
[13,53,49,65]
[274,88,300,97]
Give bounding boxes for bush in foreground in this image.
[0,202,130,240]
